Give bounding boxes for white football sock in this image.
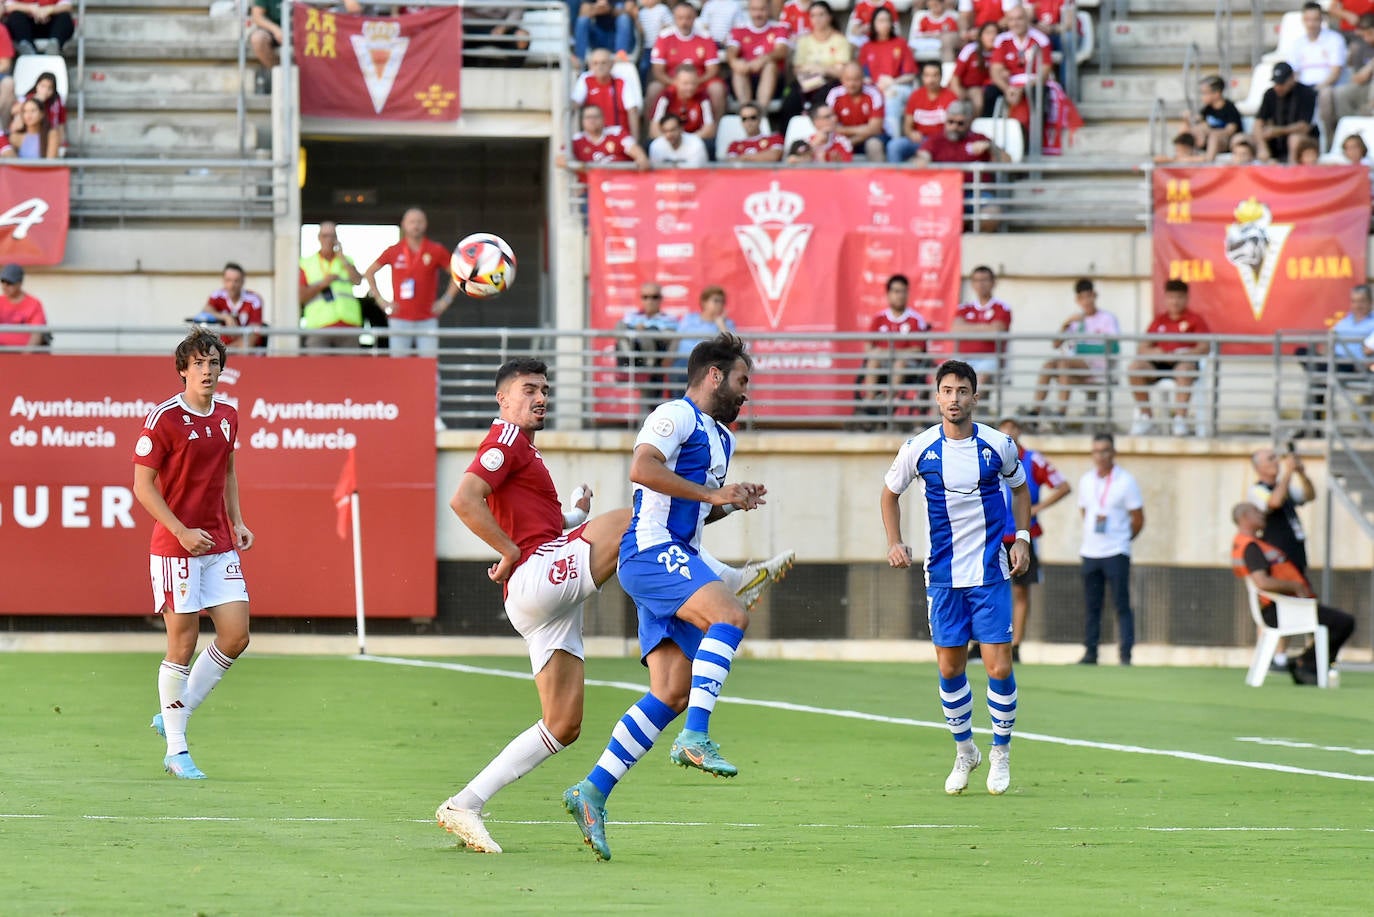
[697,548,744,593]
[158,660,191,756]
[184,643,236,712]
[449,720,563,812]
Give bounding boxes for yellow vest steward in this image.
[300,253,362,329]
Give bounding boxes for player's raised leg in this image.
[668,580,749,777]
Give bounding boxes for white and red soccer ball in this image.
[450,232,516,298]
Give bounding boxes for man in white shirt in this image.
[1279,2,1347,90]
[1076,433,1145,666]
[647,112,710,166]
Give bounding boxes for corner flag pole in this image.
[351,490,366,655]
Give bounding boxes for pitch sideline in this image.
[356,654,1374,784]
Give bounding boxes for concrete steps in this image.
[1063,122,1153,158]
[78,112,256,155]
[81,14,241,60]
[84,63,249,96]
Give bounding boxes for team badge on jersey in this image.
[480,447,505,471]
[220,418,231,441]
[652,417,674,437]
[135,435,153,456]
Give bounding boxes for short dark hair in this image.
[1200,75,1225,94]
[175,327,228,375]
[1074,278,1094,294]
[1359,12,1374,29]
[971,265,995,281]
[495,357,548,391]
[1164,278,1189,295]
[223,261,245,276]
[1173,131,1198,150]
[738,102,761,119]
[1302,1,1322,13]
[1092,431,1115,449]
[810,0,833,17]
[920,59,943,77]
[1231,137,1255,154]
[934,359,978,394]
[886,274,910,291]
[687,332,751,387]
[673,61,700,77]
[659,112,682,130]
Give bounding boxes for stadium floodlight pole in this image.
[351,490,367,655]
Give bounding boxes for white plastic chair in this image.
[1236,62,1274,117]
[1147,355,1213,436]
[941,60,956,86]
[522,9,567,63]
[1272,10,1304,61]
[610,60,644,107]
[971,115,1024,163]
[715,114,746,155]
[784,114,816,151]
[1329,116,1374,157]
[12,55,69,99]
[1074,11,1094,66]
[1244,579,1329,688]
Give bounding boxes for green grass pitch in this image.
[1,653,1370,915]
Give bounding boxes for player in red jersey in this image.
[203,261,265,351]
[133,328,253,781]
[435,358,632,854]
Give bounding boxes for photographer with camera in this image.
[1249,443,1315,578]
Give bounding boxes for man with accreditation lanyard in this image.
[1076,433,1145,666]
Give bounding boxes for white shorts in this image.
[504,524,597,675]
[149,550,249,614]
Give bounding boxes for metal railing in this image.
[7,325,1373,440]
[1214,0,1233,86]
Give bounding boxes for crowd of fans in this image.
[558,0,1081,175]
[1,4,69,160]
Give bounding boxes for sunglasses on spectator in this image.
[641,293,662,299]
[946,118,968,126]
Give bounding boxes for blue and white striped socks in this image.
[987,674,1017,746]
[939,673,975,743]
[684,622,744,734]
[587,692,678,798]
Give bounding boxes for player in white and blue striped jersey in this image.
[880,360,1031,797]
[564,333,767,861]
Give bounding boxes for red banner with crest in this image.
[1152,166,1369,342]
[0,166,69,265]
[293,7,461,121]
[0,355,436,617]
[587,169,964,417]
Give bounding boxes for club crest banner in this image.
[588,169,964,416]
[293,7,461,121]
[1152,166,1369,341]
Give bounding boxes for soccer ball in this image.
[451,232,516,298]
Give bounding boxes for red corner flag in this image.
[333,449,357,540]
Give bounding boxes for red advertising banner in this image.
[0,166,69,265]
[0,355,436,617]
[588,169,964,416]
[293,7,461,121]
[1153,166,1369,342]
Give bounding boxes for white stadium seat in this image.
[1326,116,1374,160]
[715,115,746,156]
[1235,62,1274,118]
[971,115,1024,163]
[784,114,816,152]
[12,55,68,99]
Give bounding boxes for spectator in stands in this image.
[1293,135,1322,163]
[1025,278,1120,427]
[0,263,47,350]
[1318,14,1374,145]
[573,48,643,137]
[779,0,852,122]
[463,5,529,67]
[649,2,727,132]
[912,0,962,63]
[724,101,783,160]
[557,103,650,174]
[780,0,812,39]
[573,0,636,74]
[647,111,709,166]
[859,6,917,140]
[727,0,791,114]
[1255,62,1320,163]
[1229,134,1257,164]
[784,138,814,161]
[700,0,746,46]
[857,273,931,420]
[0,28,14,120]
[1030,0,1076,84]
[249,0,283,94]
[826,61,886,160]
[1279,2,1346,91]
[846,0,898,50]
[617,281,678,405]
[1185,75,1242,161]
[914,99,1008,229]
[987,3,1052,122]
[957,0,1011,45]
[1331,0,1374,34]
[1128,278,1210,437]
[946,264,1011,381]
[649,63,717,146]
[204,262,267,352]
[1154,131,1206,164]
[805,104,854,160]
[1,97,58,159]
[4,0,76,57]
[635,0,674,85]
[299,221,364,350]
[670,285,736,386]
[950,20,1000,115]
[365,207,455,359]
[888,59,959,162]
[1338,132,1374,165]
[1230,501,1354,686]
[1299,282,1374,431]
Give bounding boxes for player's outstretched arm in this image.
[133,464,215,556]
[879,485,912,568]
[630,444,748,507]
[451,472,521,583]
[224,452,254,550]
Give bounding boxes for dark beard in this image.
[708,380,742,424]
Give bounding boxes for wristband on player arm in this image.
[1015,529,1031,543]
